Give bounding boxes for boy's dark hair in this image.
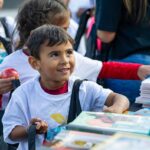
[26,25,74,59]
[16,0,69,49]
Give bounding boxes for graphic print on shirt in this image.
[46,113,67,141]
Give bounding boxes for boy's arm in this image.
[104,92,130,113]
[9,126,28,140]
[98,61,141,80]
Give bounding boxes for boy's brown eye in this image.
[66,49,73,55]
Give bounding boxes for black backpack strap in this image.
[28,125,36,150]
[74,9,92,51]
[67,79,86,123]
[85,23,97,59]
[0,17,11,39]
[9,79,21,100]
[0,17,13,55]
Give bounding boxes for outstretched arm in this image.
[98,61,142,80]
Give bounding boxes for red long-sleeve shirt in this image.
[99,61,141,80]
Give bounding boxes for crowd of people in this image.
[0,0,150,149]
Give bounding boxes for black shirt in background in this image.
[96,0,150,59]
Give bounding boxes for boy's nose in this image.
[61,55,69,64]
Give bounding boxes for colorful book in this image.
[67,111,150,135]
[42,130,111,150]
[92,133,150,150]
[133,108,150,116]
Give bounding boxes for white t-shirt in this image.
[2,75,112,150]
[0,49,102,108]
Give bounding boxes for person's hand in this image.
[0,68,20,94]
[0,68,19,79]
[104,93,130,114]
[137,65,150,80]
[30,118,48,134]
[103,105,126,114]
[0,77,15,94]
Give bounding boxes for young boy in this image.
[2,25,129,150]
[1,0,150,109]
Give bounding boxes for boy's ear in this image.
[28,56,40,70]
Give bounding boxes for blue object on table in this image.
[46,126,66,141]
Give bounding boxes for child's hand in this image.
[103,105,126,114]
[30,118,48,134]
[0,68,19,79]
[104,93,130,114]
[0,68,20,94]
[0,78,15,94]
[137,65,150,80]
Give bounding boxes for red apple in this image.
[0,68,19,79]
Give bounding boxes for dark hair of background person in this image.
[123,0,148,23]
[15,0,69,50]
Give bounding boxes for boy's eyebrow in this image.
[65,48,74,51]
[48,48,74,52]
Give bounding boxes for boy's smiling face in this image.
[30,40,75,89]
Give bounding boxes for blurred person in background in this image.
[62,0,86,55]
[0,0,16,62]
[0,0,15,43]
[96,0,150,103]
[68,0,95,23]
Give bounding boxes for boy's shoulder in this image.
[69,75,102,89]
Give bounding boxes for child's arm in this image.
[0,77,15,108]
[98,61,141,80]
[98,62,150,80]
[137,65,150,80]
[9,118,48,141]
[104,92,130,113]
[9,126,28,140]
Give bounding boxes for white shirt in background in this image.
[68,0,95,23]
